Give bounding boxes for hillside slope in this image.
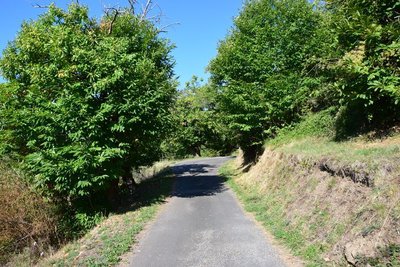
[221,112,400,266]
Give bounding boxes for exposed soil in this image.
[234,148,400,266]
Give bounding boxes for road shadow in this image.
[172,163,228,198]
[172,164,211,175]
[117,169,175,213]
[118,160,230,213]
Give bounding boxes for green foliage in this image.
[208,0,399,157]
[42,171,175,266]
[58,208,106,239]
[268,108,336,147]
[208,0,335,159]
[162,76,234,159]
[327,0,400,126]
[0,83,20,155]
[0,4,176,201]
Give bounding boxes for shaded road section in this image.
[123,157,286,267]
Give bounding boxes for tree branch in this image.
[105,8,120,35]
[141,0,153,20]
[128,0,136,14]
[157,22,180,33]
[32,3,50,9]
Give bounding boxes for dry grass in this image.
[222,139,400,266]
[132,160,174,184]
[0,159,58,265]
[2,160,175,266]
[275,136,400,171]
[38,207,157,267]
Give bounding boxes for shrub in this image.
[268,108,337,147]
[328,0,400,127]
[0,159,58,264]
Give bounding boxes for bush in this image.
[328,0,400,127]
[0,159,58,264]
[268,108,336,147]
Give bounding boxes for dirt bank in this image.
[227,145,400,266]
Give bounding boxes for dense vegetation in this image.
[0,2,176,262]
[0,3,175,201]
[208,0,336,162]
[208,0,399,162]
[161,76,235,159]
[0,0,398,264]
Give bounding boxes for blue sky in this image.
[0,0,243,88]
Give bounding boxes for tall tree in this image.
[0,3,176,202]
[208,0,334,163]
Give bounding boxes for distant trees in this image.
[0,3,176,203]
[161,77,235,159]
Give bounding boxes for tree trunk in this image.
[122,169,138,203]
[106,179,120,209]
[241,144,263,167]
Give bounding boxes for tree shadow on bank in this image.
[334,99,400,141]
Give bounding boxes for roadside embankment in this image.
[2,161,174,267]
[221,116,400,266]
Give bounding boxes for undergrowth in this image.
[268,108,337,148]
[4,161,174,266]
[37,170,175,267]
[0,159,58,265]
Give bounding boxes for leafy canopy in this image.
[0,3,176,199]
[327,0,400,125]
[208,0,334,158]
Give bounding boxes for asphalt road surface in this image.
[124,157,286,267]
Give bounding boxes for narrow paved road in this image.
[124,157,286,267]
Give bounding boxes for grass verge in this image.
[219,162,324,267]
[36,170,175,267]
[267,109,400,170]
